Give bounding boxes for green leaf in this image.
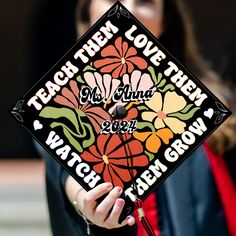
[39,107,86,136]
[180,104,194,113]
[136,121,156,133]
[158,84,175,93]
[50,122,83,152]
[40,106,96,153]
[76,75,85,84]
[156,79,166,88]
[40,107,75,120]
[82,123,96,148]
[137,105,149,111]
[168,107,200,120]
[148,66,158,85]
[50,122,85,138]
[144,150,155,161]
[76,109,86,117]
[158,73,163,83]
[50,121,95,152]
[83,64,96,72]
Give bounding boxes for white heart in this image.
[204,108,214,119]
[33,120,43,130]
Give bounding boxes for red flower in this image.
[94,37,148,79]
[81,103,111,133]
[54,80,79,109]
[81,134,149,188]
[54,81,110,133]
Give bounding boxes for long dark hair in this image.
[77,0,207,76]
[159,0,209,76]
[77,0,236,154]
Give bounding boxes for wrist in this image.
[73,187,94,235]
[72,187,84,212]
[65,176,83,205]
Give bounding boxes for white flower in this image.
[122,70,154,92]
[84,71,120,104]
[142,91,187,134]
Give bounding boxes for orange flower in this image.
[94,37,148,79]
[133,128,174,153]
[81,134,149,188]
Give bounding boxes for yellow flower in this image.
[142,91,187,134]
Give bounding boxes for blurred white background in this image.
[0,160,51,236]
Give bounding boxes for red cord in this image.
[134,198,156,236]
[117,131,157,235]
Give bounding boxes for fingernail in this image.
[117,199,125,207]
[106,182,113,190]
[115,186,122,194]
[126,215,135,225]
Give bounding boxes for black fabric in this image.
[224,147,236,185]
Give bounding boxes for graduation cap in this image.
[9,1,231,234]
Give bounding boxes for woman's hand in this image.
[65,176,135,229]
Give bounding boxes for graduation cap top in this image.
[9,1,231,222]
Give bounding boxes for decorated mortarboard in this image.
[9,1,231,225]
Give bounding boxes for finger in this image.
[95,186,123,221]
[126,215,136,226]
[104,198,126,228]
[85,182,113,206]
[119,215,136,227]
[81,182,113,218]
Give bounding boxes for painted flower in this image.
[54,80,110,133]
[142,91,187,134]
[108,71,154,113]
[79,103,110,133]
[133,128,173,153]
[123,70,154,91]
[94,37,148,79]
[83,71,120,108]
[122,70,154,110]
[81,134,149,188]
[54,80,80,109]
